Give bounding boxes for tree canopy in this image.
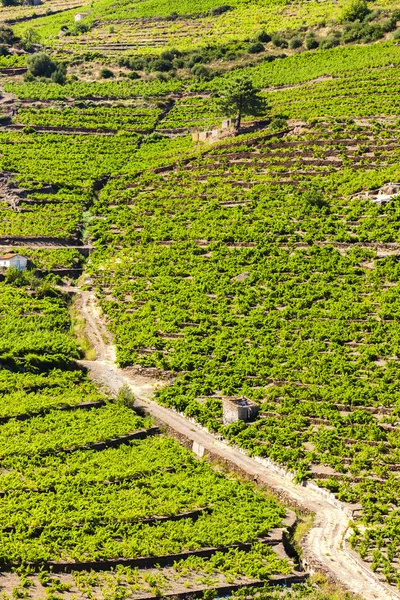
[215,75,267,129]
[26,52,66,84]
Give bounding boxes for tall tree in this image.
[216,75,267,131]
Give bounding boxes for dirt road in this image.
[74,288,398,600]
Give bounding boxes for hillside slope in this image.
[1,0,400,597]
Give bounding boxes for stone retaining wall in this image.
[2,537,282,573]
[0,399,106,425]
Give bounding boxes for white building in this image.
[74,12,89,21]
[0,253,28,270]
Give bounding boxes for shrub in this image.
[131,57,145,70]
[116,384,135,408]
[0,44,9,56]
[71,21,89,35]
[341,22,364,42]
[143,131,167,144]
[127,71,140,80]
[289,37,302,49]
[51,64,66,84]
[248,41,264,54]
[364,8,380,22]
[340,0,371,23]
[341,22,383,43]
[0,25,16,45]
[27,53,57,77]
[269,116,288,131]
[169,47,182,57]
[381,17,397,33]
[257,30,271,43]
[361,24,384,42]
[271,35,288,48]
[262,54,274,63]
[5,267,30,286]
[20,28,40,51]
[187,54,204,68]
[173,58,185,68]
[191,64,210,80]
[160,50,176,61]
[155,71,169,81]
[23,71,35,82]
[99,67,114,79]
[320,36,340,49]
[305,36,319,49]
[303,189,328,209]
[151,58,173,72]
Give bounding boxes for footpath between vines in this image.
[72,286,400,600]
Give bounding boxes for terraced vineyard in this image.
[3,0,400,597]
[9,0,350,55]
[0,0,84,25]
[0,278,302,597]
[14,104,161,132]
[88,115,400,587]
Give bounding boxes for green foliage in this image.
[248,41,264,54]
[257,31,271,43]
[289,37,302,49]
[192,64,211,80]
[20,28,40,51]
[51,63,66,84]
[340,0,371,23]
[152,58,174,72]
[85,110,400,583]
[271,34,288,48]
[116,383,135,407]
[99,67,115,79]
[3,4,400,591]
[305,36,319,50]
[210,5,232,16]
[0,26,17,45]
[215,74,268,128]
[0,430,286,565]
[27,52,57,78]
[5,78,183,100]
[70,21,90,36]
[16,105,160,132]
[4,267,29,286]
[268,116,287,131]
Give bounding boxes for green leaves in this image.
[215,75,268,128]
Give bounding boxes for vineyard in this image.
[8,0,350,55]
[2,0,400,597]
[86,59,400,592]
[0,278,302,597]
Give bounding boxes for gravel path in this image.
[74,287,399,600]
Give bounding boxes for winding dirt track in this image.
[75,288,398,600]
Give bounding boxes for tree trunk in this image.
[236,113,241,132]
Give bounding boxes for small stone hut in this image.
[74,12,90,21]
[222,396,259,425]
